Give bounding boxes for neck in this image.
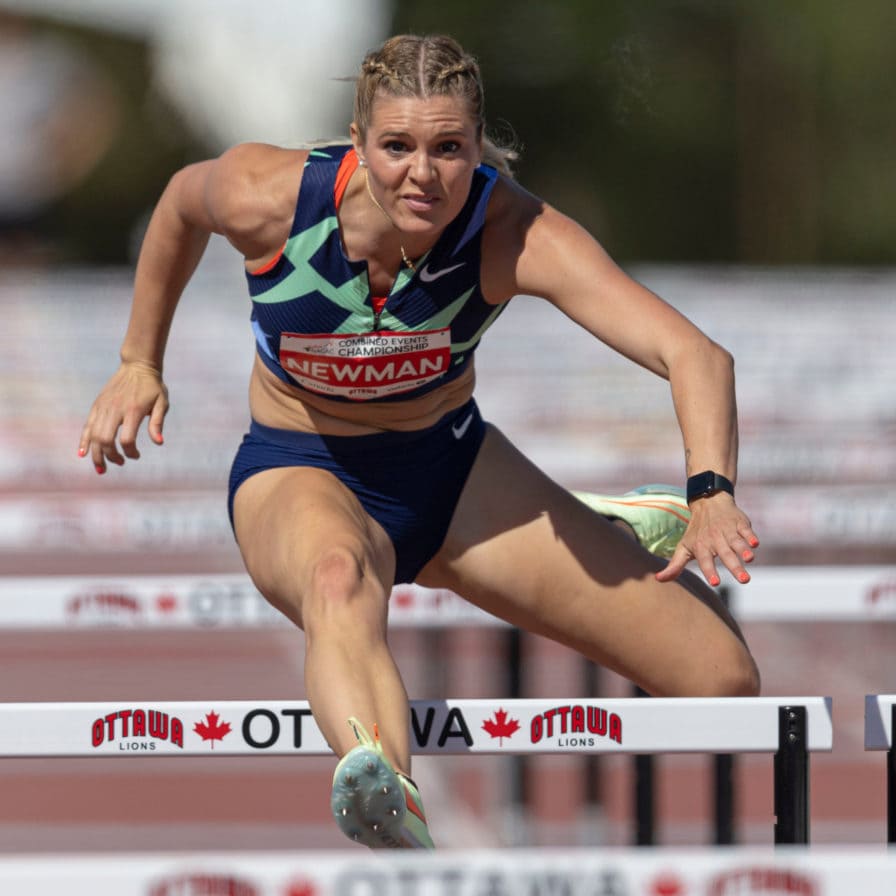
[364,169,417,273]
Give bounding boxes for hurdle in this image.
[0,696,832,844]
[864,693,896,843]
[0,845,895,896]
[1,569,882,844]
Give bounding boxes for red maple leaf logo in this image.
[285,881,317,896]
[193,711,232,748]
[156,593,178,613]
[651,874,685,896]
[482,708,520,745]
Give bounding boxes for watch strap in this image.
[686,470,734,503]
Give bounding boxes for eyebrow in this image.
[377,128,468,139]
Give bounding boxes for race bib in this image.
[279,329,451,400]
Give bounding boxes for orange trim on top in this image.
[334,147,358,209]
[251,244,287,276]
[249,147,357,276]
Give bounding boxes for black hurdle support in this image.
[632,685,655,845]
[714,753,736,844]
[713,586,736,845]
[774,705,809,844]
[506,627,528,833]
[889,704,895,845]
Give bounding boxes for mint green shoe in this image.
[330,717,435,850]
[573,485,690,559]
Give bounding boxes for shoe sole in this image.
[331,747,407,849]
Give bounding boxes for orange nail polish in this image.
[77,447,86,457]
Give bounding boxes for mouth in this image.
[403,194,439,213]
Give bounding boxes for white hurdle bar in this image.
[0,566,894,628]
[0,696,832,844]
[0,847,894,896]
[0,847,896,896]
[864,693,896,843]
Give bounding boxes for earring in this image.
[358,158,366,167]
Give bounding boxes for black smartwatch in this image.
[686,470,735,504]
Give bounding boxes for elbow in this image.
[666,333,734,382]
[713,340,735,377]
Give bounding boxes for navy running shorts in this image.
[227,398,486,584]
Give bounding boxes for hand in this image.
[78,361,169,474]
[655,491,759,587]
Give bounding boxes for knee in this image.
[310,544,366,603]
[702,646,761,698]
[303,544,387,633]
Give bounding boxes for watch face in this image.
[687,471,733,502]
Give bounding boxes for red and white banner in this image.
[0,846,890,895]
[0,696,833,757]
[0,568,892,629]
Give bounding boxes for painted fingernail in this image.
[749,537,759,547]
[77,447,86,457]
[738,571,750,584]
[95,465,105,475]
[710,575,720,587]
[742,550,753,561]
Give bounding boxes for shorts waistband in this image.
[248,398,479,456]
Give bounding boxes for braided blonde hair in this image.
[354,34,518,178]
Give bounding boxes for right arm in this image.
[78,143,302,472]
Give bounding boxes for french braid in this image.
[354,34,518,178]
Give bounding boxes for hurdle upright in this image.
[864,694,896,843]
[0,696,832,845]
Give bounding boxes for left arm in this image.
[483,184,758,585]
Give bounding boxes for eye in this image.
[438,141,461,154]
[384,140,408,154]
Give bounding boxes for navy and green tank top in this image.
[246,144,505,402]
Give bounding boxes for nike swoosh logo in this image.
[451,412,474,440]
[419,262,465,283]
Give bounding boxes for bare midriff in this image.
[248,353,477,435]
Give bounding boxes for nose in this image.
[409,150,436,184]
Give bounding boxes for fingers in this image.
[654,544,691,583]
[655,505,760,587]
[148,391,168,446]
[78,378,169,474]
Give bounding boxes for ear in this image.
[349,122,365,164]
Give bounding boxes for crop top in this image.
[246,144,505,402]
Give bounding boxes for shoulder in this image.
[482,175,594,303]
[208,143,309,230]
[170,142,310,261]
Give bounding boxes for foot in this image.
[330,717,435,849]
[573,485,690,559]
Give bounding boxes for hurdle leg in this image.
[889,704,895,845]
[504,626,529,845]
[774,705,809,844]
[632,685,656,845]
[713,586,736,845]
[714,753,735,844]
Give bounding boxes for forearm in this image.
[667,337,739,482]
[120,174,212,372]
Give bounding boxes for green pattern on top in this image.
[251,217,370,323]
[340,286,476,336]
[450,300,507,352]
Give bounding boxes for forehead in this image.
[366,92,477,136]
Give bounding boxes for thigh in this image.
[419,424,754,695]
[232,466,396,628]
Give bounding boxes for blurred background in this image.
[0,0,893,855]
